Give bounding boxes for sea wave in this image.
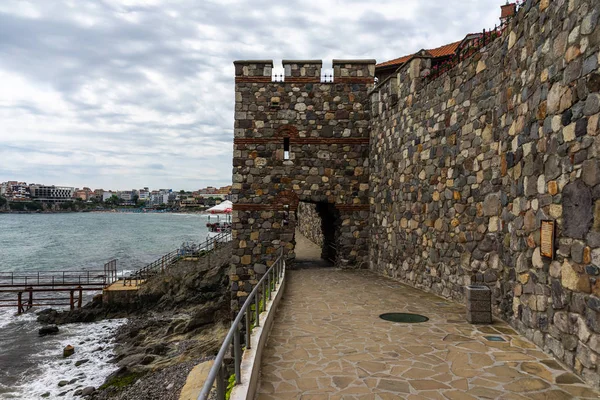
[9,318,126,399]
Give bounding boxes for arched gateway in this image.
[230,59,375,307]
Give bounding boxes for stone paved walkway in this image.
[257,269,600,399]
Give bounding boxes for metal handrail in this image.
[123,231,233,286]
[197,248,286,400]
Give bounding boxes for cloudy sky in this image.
[0,0,505,191]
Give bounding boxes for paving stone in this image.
[256,267,600,398]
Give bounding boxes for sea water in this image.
[0,212,211,399]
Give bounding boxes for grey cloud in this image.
[0,0,506,190]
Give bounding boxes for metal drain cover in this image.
[379,313,429,323]
[484,335,506,342]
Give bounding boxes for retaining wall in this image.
[369,0,600,385]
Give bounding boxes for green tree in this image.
[105,194,120,206]
[0,196,6,207]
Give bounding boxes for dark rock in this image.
[58,380,69,387]
[75,359,89,367]
[551,280,566,309]
[588,297,600,313]
[141,355,155,365]
[586,265,600,276]
[563,181,593,239]
[38,325,59,336]
[81,386,95,396]
[544,155,561,180]
[576,118,588,137]
[584,94,600,116]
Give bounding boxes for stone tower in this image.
[230,59,375,307]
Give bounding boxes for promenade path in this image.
[256,235,600,399]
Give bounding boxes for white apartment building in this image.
[30,185,74,203]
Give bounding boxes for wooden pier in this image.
[0,260,118,314]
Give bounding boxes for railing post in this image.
[245,309,251,350]
[216,364,225,400]
[262,280,266,312]
[234,324,241,384]
[17,292,22,314]
[28,287,33,310]
[78,286,83,308]
[268,272,272,300]
[70,290,75,310]
[255,291,260,327]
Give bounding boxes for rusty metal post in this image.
[78,286,83,308]
[70,290,75,310]
[17,292,22,314]
[28,287,33,310]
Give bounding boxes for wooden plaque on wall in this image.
[540,220,555,260]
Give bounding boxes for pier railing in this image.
[0,270,111,289]
[198,248,286,400]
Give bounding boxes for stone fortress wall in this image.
[369,0,600,385]
[230,60,374,311]
[230,0,600,386]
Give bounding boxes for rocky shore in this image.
[37,243,232,399]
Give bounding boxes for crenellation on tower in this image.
[332,59,376,79]
[233,60,273,78]
[282,60,322,78]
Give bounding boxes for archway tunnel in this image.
[294,201,339,267]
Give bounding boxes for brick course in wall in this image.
[369,0,600,386]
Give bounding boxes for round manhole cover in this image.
[379,313,429,323]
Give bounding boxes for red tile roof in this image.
[376,40,462,69]
[427,41,461,58]
[376,54,412,69]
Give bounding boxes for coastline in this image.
[31,242,232,399]
[0,209,212,215]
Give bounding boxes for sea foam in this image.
[10,318,126,399]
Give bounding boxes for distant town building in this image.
[118,191,135,201]
[74,187,93,201]
[102,191,116,202]
[30,185,75,203]
[138,188,150,201]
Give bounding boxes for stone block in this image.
[467,311,493,324]
[563,181,593,239]
[466,285,492,324]
[466,300,492,312]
